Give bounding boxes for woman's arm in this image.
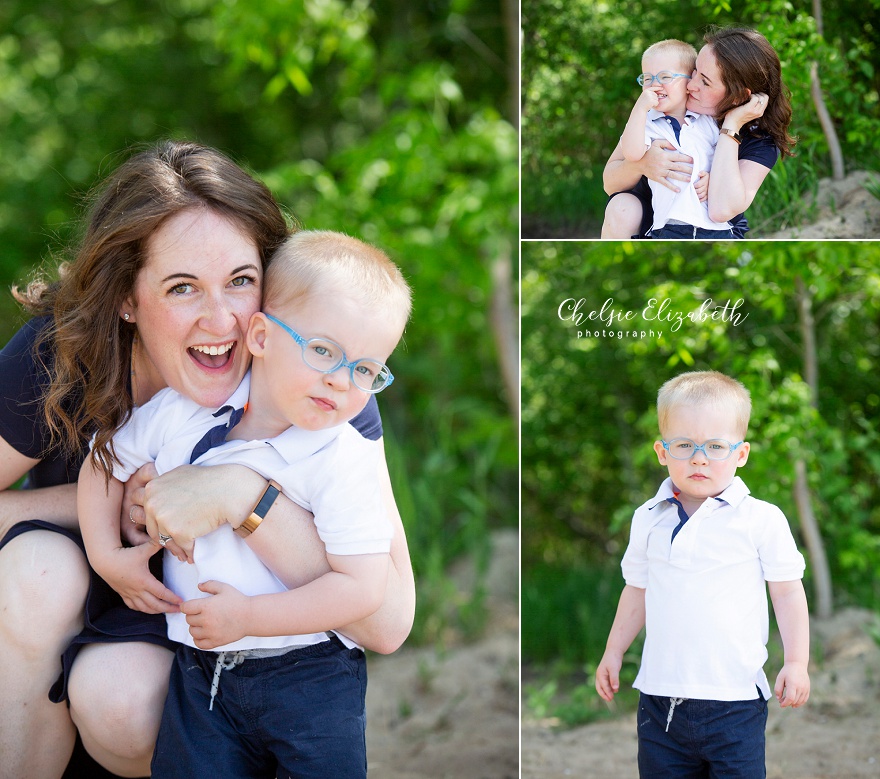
[707,93,772,222]
[138,440,416,654]
[604,140,694,196]
[0,435,78,541]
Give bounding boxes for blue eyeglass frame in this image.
[661,438,744,461]
[637,71,689,86]
[264,313,394,394]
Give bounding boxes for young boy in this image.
[620,39,735,239]
[78,230,412,779]
[596,371,810,778]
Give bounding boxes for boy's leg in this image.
[696,696,768,779]
[637,694,707,779]
[151,646,275,779]
[264,642,368,779]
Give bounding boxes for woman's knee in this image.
[70,642,173,754]
[0,532,89,654]
[602,194,644,239]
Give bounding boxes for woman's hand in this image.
[722,92,768,133]
[640,140,695,192]
[123,463,188,563]
[139,463,266,559]
[603,139,694,196]
[91,542,182,614]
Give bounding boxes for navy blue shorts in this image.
[0,520,175,703]
[151,637,368,779]
[649,223,737,240]
[637,692,768,778]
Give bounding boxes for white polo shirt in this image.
[621,476,805,701]
[109,372,391,652]
[643,109,731,232]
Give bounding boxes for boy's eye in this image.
[354,364,374,377]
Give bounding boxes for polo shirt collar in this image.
[645,475,751,510]
[268,422,344,465]
[647,108,700,125]
[206,370,345,466]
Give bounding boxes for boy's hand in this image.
[636,87,661,111]
[93,543,183,614]
[183,581,251,650]
[694,170,710,201]
[595,649,624,702]
[774,662,810,708]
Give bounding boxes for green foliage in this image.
[0,0,517,646]
[522,242,880,672]
[522,0,880,236]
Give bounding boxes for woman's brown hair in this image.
[704,26,797,158]
[16,140,292,478]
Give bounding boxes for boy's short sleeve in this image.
[756,502,806,581]
[621,506,651,588]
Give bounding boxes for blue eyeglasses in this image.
[265,313,394,394]
[637,71,689,87]
[661,438,743,461]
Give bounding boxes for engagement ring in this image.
[158,534,172,547]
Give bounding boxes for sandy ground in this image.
[522,608,880,779]
[764,170,880,239]
[365,530,520,778]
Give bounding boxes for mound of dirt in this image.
[366,530,520,778]
[764,170,880,239]
[522,608,880,779]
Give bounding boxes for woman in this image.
[601,26,796,239]
[0,140,415,778]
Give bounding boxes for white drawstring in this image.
[666,697,686,732]
[209,651,247,711]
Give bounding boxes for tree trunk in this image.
[489,240,519,424]
[794,275,833,618]
[501,0,519,129]
[811,0,845,180]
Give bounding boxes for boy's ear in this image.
[736,440,750,466]
[653,440,668,464]
[246,312,269,358]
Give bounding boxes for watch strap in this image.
[234,480,282,538]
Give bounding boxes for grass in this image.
[522,561,644,726]
[746,148,823,236]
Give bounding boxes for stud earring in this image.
[123,313,130,321]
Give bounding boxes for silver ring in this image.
[129,506,138,524]
[158,534,172,547]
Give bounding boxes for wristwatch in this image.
[234,480,282,538]
[720,128,742,144]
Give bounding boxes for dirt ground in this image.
[521,608,880,779]
[763,170,880,239]
[365,530,520,778]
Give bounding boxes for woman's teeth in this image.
[192,343,233,356]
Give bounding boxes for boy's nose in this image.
[324,365,351,390]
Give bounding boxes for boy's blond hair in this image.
[642,39,697,75]
[264,230,412,334]
[657,371,751,439]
